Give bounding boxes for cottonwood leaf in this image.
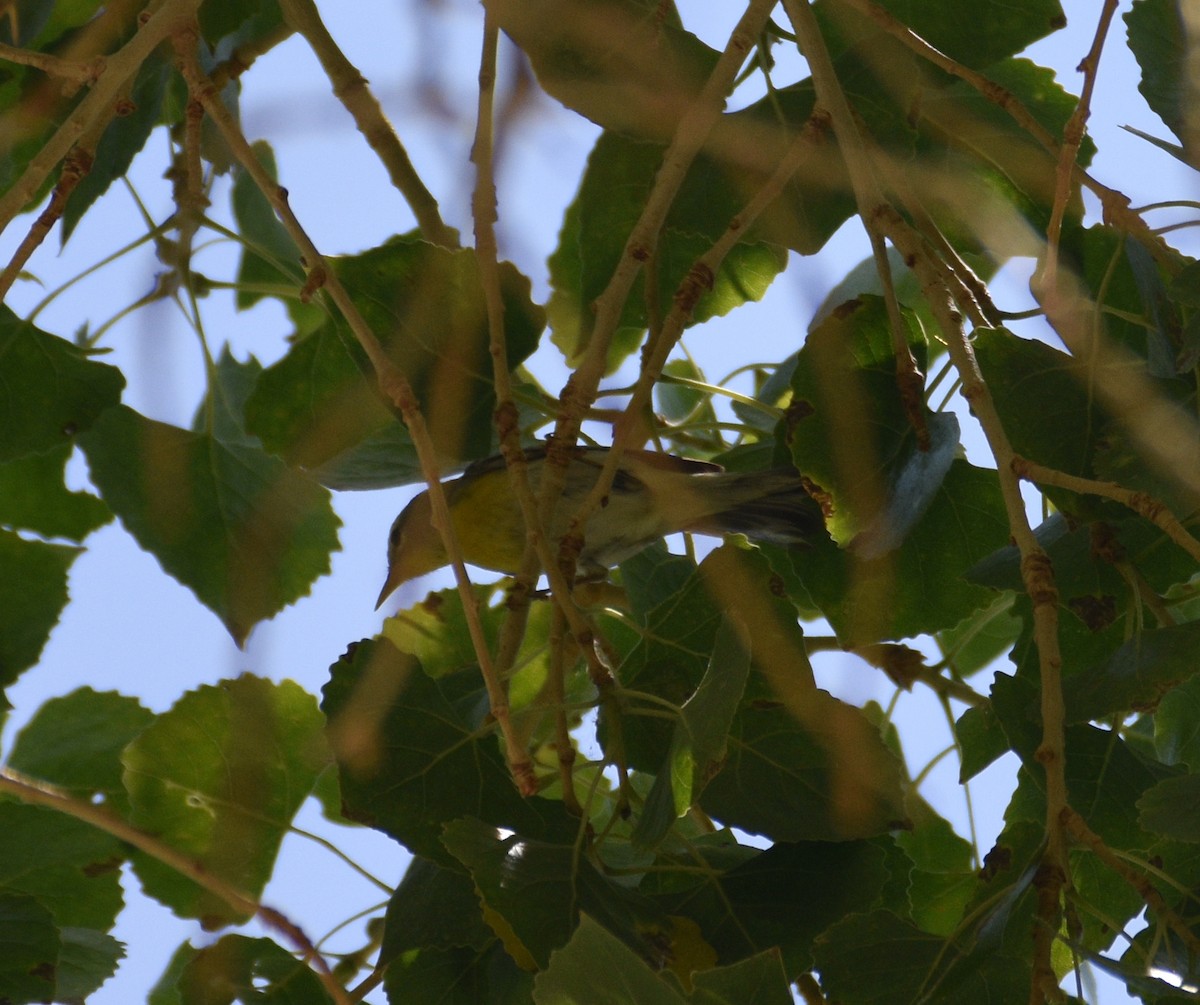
[123,675,330,925]
[54,928,124,1004]
[1138,775,1200,843]
[0,803,124,930]
[1063,621,1200,724]
[0,443,110,540]
[781,459,1009,645]
[79,404,340,645]
[533,915,686,1005]
[785,295,950,551]
[548,131,788,372]
[320,639,578,864]
[699,687,907,842]
[0,307,124,462]
[8,687,153,814]
[0,529,80,690]
[0,893,59,1005]
[384,941,534,1005]
[442,817,668,972]
[1125,0,1194,157]
[176,935,333,1005]
[244,237,544,487]
[652,840,888,976]
[633,617,751,848]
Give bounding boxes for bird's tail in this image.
[688,469,825,546]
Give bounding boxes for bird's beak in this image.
[375,563,403,610]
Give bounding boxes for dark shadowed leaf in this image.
[0,893,59,1005]
[653,839,888,975]
[532,915,686,1005]
[442,816,669,971]
[384,941,534,1005]
[0,308,125,462]
[320,639,578,864]
[61,54,171,241]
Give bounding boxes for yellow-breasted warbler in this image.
[376,445,823,607]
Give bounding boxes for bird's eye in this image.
[389,522,404,548]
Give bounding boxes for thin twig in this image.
[0,146,92,301]
[277,0,457,247]
[171,24,535,795]
[782,4,1071,995]
[834,0,1175,270]
[1040,0,1120,297]
[0,0,203,238]
[1012,455,1200,564]
[1062,806,1200,959]
[0,768,353,1005]
[0,40,106,86]
[537,0,778,581]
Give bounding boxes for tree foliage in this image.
[1,0,1199,1003]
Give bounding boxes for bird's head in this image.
[375,491,446,608]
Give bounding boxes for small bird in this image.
[376,445,824,608]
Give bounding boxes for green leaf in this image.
[0,893,59,1005]
[484,0,716,143]
[633,617,751,848]
[244,237,545,486]
[78,404,341,645]
[955,703,1011,782]
[1156,674,1200,770]
[699,686,907,842]
[814,897,1039,1005]
[122,674,330,925]
[547,131,789,372]
[532,915,686,1005]
[320,639,578,864]
[935,593,1020,678]
[61,53,171,241]
[379,857,493,968]
[1138,774,1200,842]
[199,0,285,50]
[1062,622,1200,724]
[55,927,125,1004]
[898,797,976,936]
[0,529,80,690]
[915,58,1091,234]
[689,950,794,1005]
[783,459,1010,644]
[655,358,719,434]
[193,345,264,448]
[0,803,124,929]
[383,942,534,1005]
[654,840,889,976]
[442,816,668,971]
[8,687,153,814]
[1125,0,1194,156]
[974,327,1108,501]
[0,307,125,462]
[176,935,334,1004]
[0,443,111,540]
[830,0,1064,71]
[784,295,950,550]
[231,140,307,312]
